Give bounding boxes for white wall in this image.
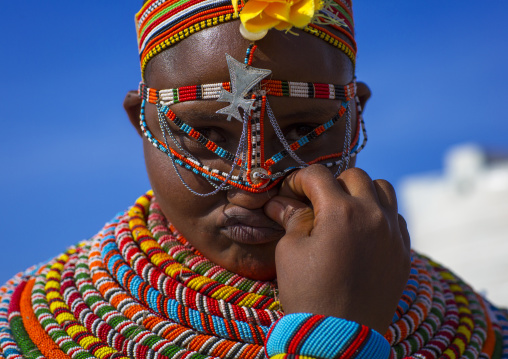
[401,144,508,307]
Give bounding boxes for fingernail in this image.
[264,198,284,221]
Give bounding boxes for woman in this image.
[1,1,506,358]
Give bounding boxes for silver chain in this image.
[157,105,248,197]
[265,101,308,167]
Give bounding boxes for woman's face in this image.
[141,21,356,281]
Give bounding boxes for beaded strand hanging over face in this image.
[139,45,367,195]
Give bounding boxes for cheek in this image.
[143,139,262,275]
[144,139,176,199]
[143,138,213,201]
[266,111,358,173]
[143,139,206,219]
[144,140,210,257]
[142,139,227,239]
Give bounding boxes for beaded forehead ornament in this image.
[136,0,365,195]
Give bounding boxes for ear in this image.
[347,82,371,170]
[123,90,143,137]
[356,81,371,111]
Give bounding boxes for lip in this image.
[218,207,285,245]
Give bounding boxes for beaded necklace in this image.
[1,192,507,359]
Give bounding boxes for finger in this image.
[372,179,398,212]
[336,168,379,202]
[264,196,314,237]
[278,165,345,206]
[398,214,411,251]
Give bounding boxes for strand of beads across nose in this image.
[241,44,271,189]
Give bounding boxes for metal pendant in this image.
[216,53,271,122]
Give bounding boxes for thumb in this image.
[264,196,314,237]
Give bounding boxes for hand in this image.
[264,165,411,334]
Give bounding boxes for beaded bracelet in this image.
[265,313,390,359]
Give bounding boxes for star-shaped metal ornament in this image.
[216,53,272,122]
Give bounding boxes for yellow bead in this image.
[46,291,62,300]
[55,312,74,324]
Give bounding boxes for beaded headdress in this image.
[136,0,366,195]
[136,0,356,78]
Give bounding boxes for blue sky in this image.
[1,1,507,285]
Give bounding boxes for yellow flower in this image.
[239,0,322,34]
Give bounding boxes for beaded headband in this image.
[136,0,356,78]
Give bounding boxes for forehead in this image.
[145,21,354,90]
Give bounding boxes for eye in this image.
[173,127,227,143]
[284,123,319,142]
[172,126,229,155]
[195,127,227,143]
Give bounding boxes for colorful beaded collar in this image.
[2,191,506,359]
[138,46,366,195]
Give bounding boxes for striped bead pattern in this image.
[0,192,507,358]
[0,272,25,359]
[140,81,356,107]
[136,0,357,78]
[265,313,390,359]
[7,279,45,359]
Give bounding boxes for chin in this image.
[187,235,279,282]
[227,256,277,282]
[241,267,277,281]
[224,244,278,282]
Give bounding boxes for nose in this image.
[226,186,278,210]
